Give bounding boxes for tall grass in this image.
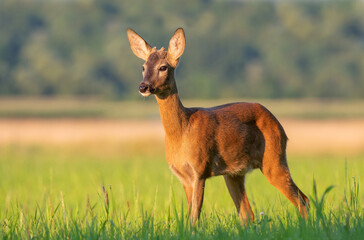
[0,144,363,239]
[1,181,363,239]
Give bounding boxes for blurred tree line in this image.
[0,0,363,99]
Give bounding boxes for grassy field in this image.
[0,98,364,239]
[0,143,363,239]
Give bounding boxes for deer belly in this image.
[211,125,265,176]
[209,154,253,176]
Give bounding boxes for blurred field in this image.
[0,118,363,155]
[1,97,364,119]
[1,97,364,155]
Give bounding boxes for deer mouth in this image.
[140,91,152,97]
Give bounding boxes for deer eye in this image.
[142,66,145,72]
[159,66,168,71]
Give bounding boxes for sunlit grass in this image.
[0,143,363,239]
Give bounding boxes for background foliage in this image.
[1,0,364,99]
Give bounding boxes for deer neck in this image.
[155,85,188,139]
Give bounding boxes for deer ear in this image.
[126,28,152,61]
[167,28,186,68]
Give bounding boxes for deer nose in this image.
[139,82,149,93]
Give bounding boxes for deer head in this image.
[126,28,186,98]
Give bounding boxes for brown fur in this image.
[126,28,309,225]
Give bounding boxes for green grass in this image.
[0,144,363,239]
[1,97,364,119]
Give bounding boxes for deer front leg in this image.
[189,178,206,225]
[183,183,193,213]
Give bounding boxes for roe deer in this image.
[126,28,309,225]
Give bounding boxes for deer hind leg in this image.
[261,152,309,217]
[224,175,254,223]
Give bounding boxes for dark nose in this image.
[139,82,148,93]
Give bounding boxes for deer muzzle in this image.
[139,82,155,97]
